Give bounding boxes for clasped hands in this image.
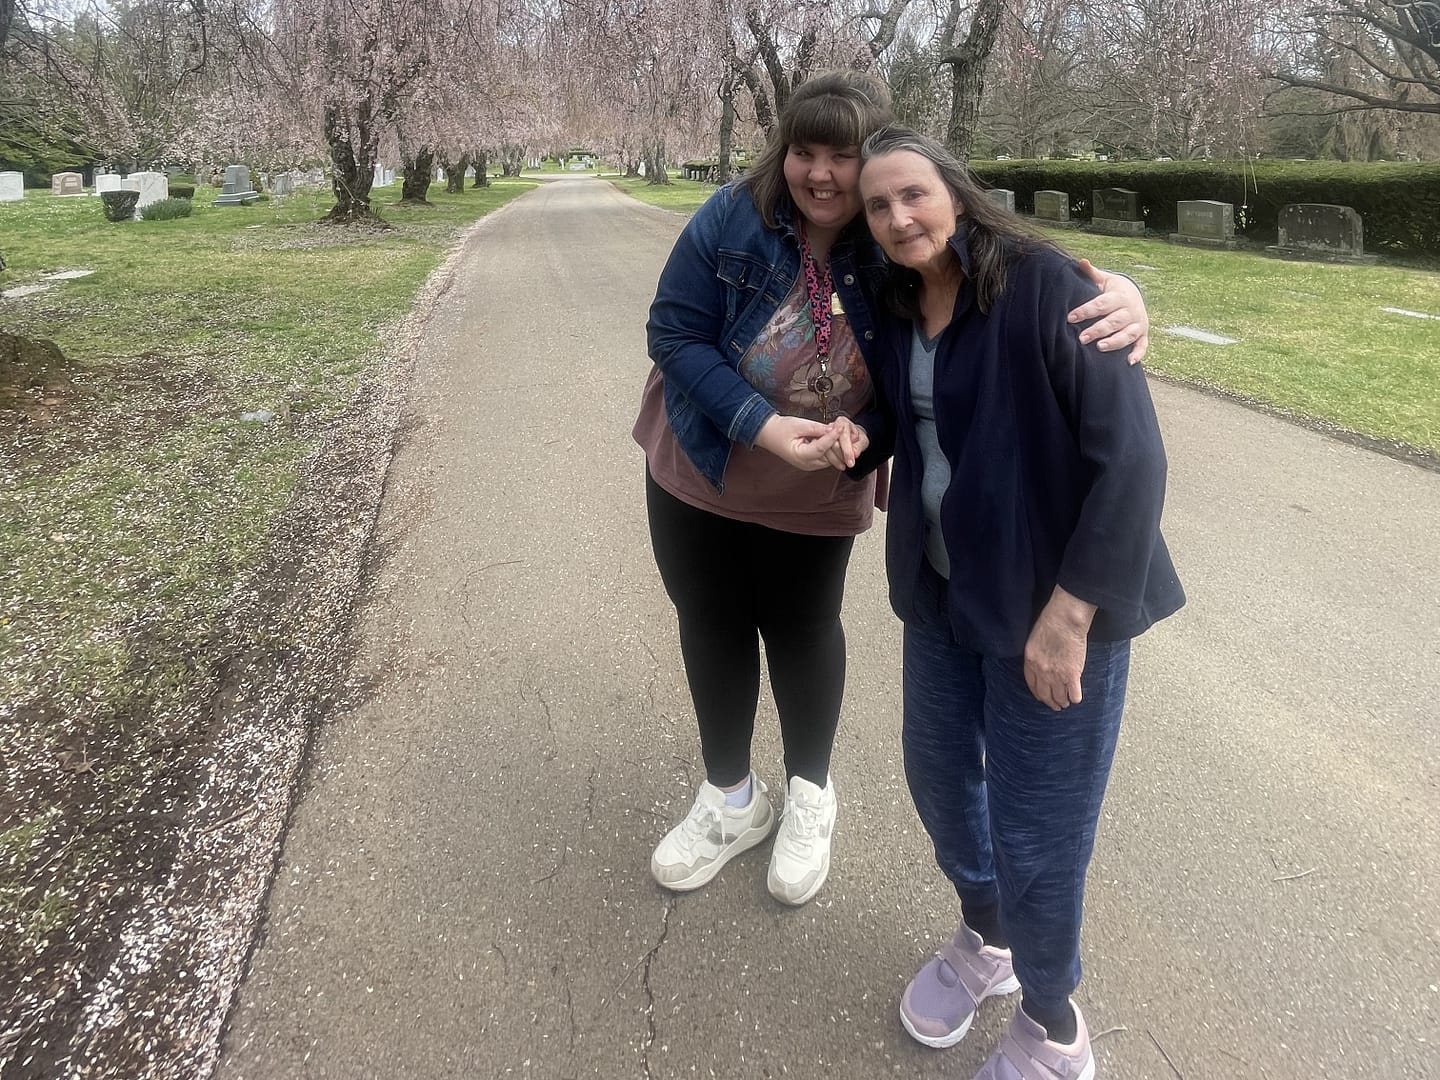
[756,413,1099,712]
[754,413,870,472]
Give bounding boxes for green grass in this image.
[1034,230,1440,452]
[608,174,717,212]
[0,178,536,998]
[607,181,1440,452]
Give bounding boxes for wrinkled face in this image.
[860,150,962,273]
[783,143,862,238]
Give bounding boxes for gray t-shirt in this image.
[910,325,952,578]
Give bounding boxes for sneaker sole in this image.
[651,804,775,892]
[898,973,1021,1049]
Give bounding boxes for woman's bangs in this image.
[782,98,866,151]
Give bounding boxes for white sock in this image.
[722,775,753,808]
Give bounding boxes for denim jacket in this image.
[645,184,887,491]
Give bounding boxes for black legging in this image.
[646,469,854,787]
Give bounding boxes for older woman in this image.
[831,128,1184,1079]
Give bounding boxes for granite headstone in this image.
[1169,200,1237,249]
[1033,190,1070,222]
[1091,188,1144,235]
[1266,203,1374,264]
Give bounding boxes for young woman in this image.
[833,126,1184,1078]
[634,74,1150,908]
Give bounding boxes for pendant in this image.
[810,374,834,396]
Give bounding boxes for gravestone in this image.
[271,172,295,196]
[1091,188,1144,235]
[95,174,123,194]
[0,171,22,201]
[1169,200,1237,249]
[213,164,260,206]
[1033,190,1070,222]
[51,172,85,196]
[1266,204,1375,264]
[986,189,1016,214]
[123,171,169,209]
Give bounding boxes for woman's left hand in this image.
[1023,586,1099,711]
[1067,260,1149,363]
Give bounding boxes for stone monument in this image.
[213,164,260,206]
[271,172,295,196]
[0,171,22,201]
[123,171,169,210]
[51,172,85,196]
[1090,188,1145,236]
[986,189,1016,214]
[95,174,123,194]
[1168,200,1238,249]
[1265,204,1375,264]
[1033,190,1070,223]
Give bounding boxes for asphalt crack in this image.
[638,895,675,1080]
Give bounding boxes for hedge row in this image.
[966,159,1440,256]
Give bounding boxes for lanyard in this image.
[798,226,837,420]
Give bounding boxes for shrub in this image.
[100,190,140,222]
[169,183,195,199]
[140,197,193,221]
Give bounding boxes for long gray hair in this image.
[860,125,1053,315]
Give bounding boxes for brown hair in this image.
[740,70,894,230]
[860,125,1054,315]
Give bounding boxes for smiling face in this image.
[783,143,863,243]
[860,149,962,275]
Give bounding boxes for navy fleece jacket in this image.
[852,234,1184,655]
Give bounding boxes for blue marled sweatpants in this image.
[901,570,1130,1016]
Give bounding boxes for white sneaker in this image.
[650,773,774,891]
[767,776,837,905]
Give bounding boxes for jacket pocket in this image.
[716,249,771,324]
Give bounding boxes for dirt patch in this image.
[0,346,231,471]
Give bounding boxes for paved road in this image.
[217,179,1439,1079]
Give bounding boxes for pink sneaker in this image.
[900,922,1021,1048]
[974,1002,1095,1080]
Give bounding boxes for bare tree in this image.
[1271,0,1440,117]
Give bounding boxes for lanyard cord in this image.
[798,225,837,420]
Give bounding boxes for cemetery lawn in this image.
[608,174,716,212]
[613,183,1440,455]
[0,179,535,1067]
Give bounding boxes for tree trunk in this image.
[324,105,382,224]
[401,147,435,203]
[501,144,525,177]
[471,150,490,187]
[645,136,671,186]
[717,76,736,185]
[446,153,471,193]
[739,63,776,139]
[941,0,1004,161]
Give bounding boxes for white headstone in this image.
[123,171,169,208]
[0,171,22,201]
[96,174,123,193]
